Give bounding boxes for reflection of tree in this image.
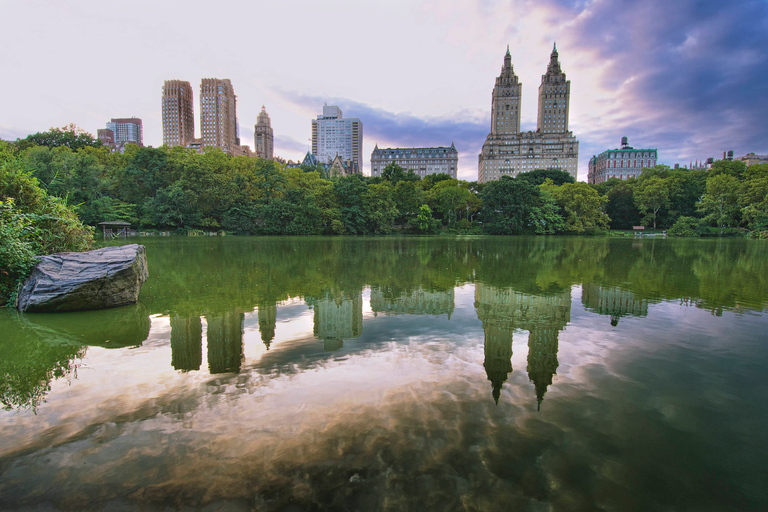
[309,290,362,352]
[170,315,202,371]
[257,304,277,349]
[0,319,85,411]
[475,283,570,407]
[206,311,244,374]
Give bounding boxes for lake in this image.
[1,236,767,511]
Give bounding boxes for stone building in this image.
[311,105,363,168]
[162,80,195,147]
[478,44,579,183]
[97,128,114,148]
[200,78,239,153]
[581,283,648,326]
[254,105,274,160]
[370,144,458,179]
[587,137,658,184]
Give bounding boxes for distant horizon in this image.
[2,0,766,181]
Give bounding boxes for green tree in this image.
[24,124,101,151]
[740,165,768,232]
[605,180,641,230]
[415,204,437,233]
[394,180,425,227]
[552,182,610,234]
[518,168,575,187]
[668,216,701,237]
[697,174,741,229]
[363,182,398,234]
[634,176,670,229]
[480,177,542,234]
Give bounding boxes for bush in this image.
[0,149,93,304]
[668,216,701,237]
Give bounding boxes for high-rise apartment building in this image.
[106,117,143,147]
[200,78,238,153]
[478,45,579,183]
[588,137,657,184]
[311,105,363,167]
[370,144,458,178]
[254,106,274,160]
[162,80,195,147]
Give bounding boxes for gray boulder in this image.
[17,244,149,313]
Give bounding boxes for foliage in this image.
[518,168,575,187]
[551,182,610,234]
[24,124,101,151]
[480,177,544,234]
[0,146,93,302]
[634,176,670,229]
[668,216,701,237]
[697,174,741,229]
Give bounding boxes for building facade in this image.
[370,144,458,179]
[97,129,114,147]
[311,105,363,168]
[200,78,238,153]
[478,45,579,183]
[105,117,143,147]
[587,137,657,184]
[737,152,768,167]
[254,105,274,160]
[162,80,195,147]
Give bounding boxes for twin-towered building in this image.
[478,44,579,183]
[161,78,273,158]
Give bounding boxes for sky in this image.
[2,0,767,181]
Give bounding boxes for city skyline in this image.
[1,0,767,181]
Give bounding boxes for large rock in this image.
[17,244,149,313]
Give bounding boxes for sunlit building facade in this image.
[478,44,579,183]
[588,137,658,184]
[311,105,363,168]
[370,144,458,179]
[162,80,195,147]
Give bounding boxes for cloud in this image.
[556,0,768,164]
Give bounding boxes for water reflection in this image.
[309,291,363,352]
[1,237,768,510]
[475,284,570,407]
[582,283,649,326]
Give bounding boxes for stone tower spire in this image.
[537,43,571,135]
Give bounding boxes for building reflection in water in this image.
[257,304,277,349]
[475,283,571,408]
[370,287,455,318]
[170,315,202,371]
[311,291,363,352]
[581,283,648,326]
[206,311,244,374]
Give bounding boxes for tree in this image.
[740,165,768,232]
[697,174,741,229]
[24,124,101,151]
[414,204,438,233]
[362,182,398,234]
[394,180,425,227]
[605,180,641,230]
[480,177,542,234]
[518,168,575,187]
[634,176,670,229]
[552,182,610,234]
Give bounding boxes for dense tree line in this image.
[4,126,768,238]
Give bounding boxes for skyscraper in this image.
[200,78,238,153]
[478,44,579,183]
[254,105,274,160]
[106,117,143,147]
[162,80,195,147]
[311,105,362,168]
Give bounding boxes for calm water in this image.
[1,236,767,511]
